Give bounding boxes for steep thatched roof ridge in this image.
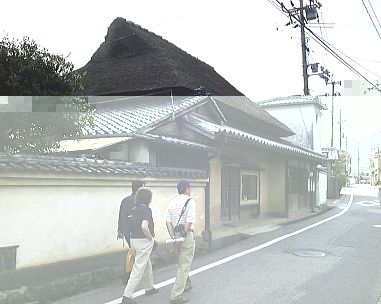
[80,17,243,96]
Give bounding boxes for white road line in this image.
[106,195,353,304]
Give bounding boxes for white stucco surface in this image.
[0,175,206,269]
[264,104,323,152]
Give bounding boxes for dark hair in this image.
[177,180,191,194]
[135,187,152,205]
[131,180,145,193]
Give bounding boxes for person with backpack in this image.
[165,180,196,304]
[121,187,158,304]
[117,180,145,284]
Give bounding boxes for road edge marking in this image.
[105,195,353,304]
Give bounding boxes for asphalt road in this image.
[54,189,381,304]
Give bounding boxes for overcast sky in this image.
[1,0,381,173]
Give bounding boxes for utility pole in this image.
[345,136,348,152]
[282,1,322,95]
[300,0,309,95]
[339,109,342,150]
[328,78,341,148]
[358,143,360,182]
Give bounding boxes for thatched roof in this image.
[80,18,243,96]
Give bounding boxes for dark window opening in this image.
[241,174,258,200]
[288,167,308,194]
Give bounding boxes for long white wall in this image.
[317,171,328,206]
[0,173,206,269]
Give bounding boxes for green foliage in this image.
[0,97,94,154]
[0,36,94,154]
[0,36,83,95]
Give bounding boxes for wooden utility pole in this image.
[328,79,341,148]
[358,143,360,182]
[339,109,342,150]
[300,0,309,95]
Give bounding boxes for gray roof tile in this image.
[184,114,325,160]
[131,133,214,151]
[256,95,328,110]
[87,95,208,137]
[0,154,207,178]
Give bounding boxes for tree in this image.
[332,151,351,189]
[0,36,94,154]
[0,36,83,95]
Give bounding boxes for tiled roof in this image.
[0,154,207,178]
[256,95,328,110]
[59,137,131,152]
[131,133,214,151]
[184,114,325,160]
[85,95,208,137]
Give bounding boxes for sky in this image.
[1,0,381,174]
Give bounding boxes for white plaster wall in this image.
[264,104,320,151]
[129,140,150,163]
[0,174,206,269]
[208,157,222,228]
[260,161,286,215]
[317,171,328,206]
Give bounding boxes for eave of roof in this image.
[184,114,326,161]
[130,133,215,151]
[0,154,207,178]
[256,95,328,110]
[59,137,131,152]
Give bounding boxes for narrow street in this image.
[53,186,381,304]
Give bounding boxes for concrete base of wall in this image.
[0,250,126,291]
[0,236,212,303]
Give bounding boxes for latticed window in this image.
[155,146,208,170]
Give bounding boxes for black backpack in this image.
[117,196,136,244]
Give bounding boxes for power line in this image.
[304,28,381,90]
[316,35,381,79]
[350,56,381,64]
[269,0,381,92]
[361,0,381,39]
[367,0,381,31]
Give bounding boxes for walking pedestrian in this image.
[117,180,145,284]
[121,187,159,304]
[165,180,196,304]
[377,181,381,207]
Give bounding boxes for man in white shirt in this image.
[165,180,196,304]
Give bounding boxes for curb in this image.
[0,268,123,304]
[0,238,211,304]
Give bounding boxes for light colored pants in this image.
[123,238,154,298]
[171,233,195,300]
